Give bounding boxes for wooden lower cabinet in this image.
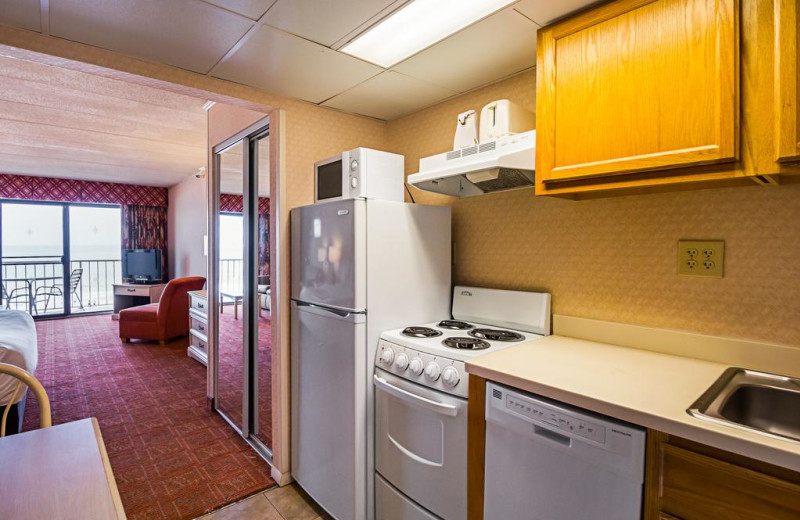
[645,431,800,520]
[467,375,486,520]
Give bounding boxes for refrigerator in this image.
[291,198,451,520]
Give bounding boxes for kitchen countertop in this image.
[466,334,800,473]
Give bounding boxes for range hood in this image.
[408,130,535,198]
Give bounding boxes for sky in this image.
[1,203,122,260]
[2,202,244,261]
[220,213,244,260]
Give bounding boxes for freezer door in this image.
[291,301,367,520]
[291,199,366,311]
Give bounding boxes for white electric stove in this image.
[373,286,551,520]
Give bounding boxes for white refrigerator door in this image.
[291,301,367,520]
[291,199,366,312]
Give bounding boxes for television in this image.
[122,249,162,282]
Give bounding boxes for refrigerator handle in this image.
[295,301,353,318]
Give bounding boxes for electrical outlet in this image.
[678,240,724,278]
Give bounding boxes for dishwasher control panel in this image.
[505,393,606,444]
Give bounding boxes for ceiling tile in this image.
[0,0,41,32]
[202,0,278,20]
[393,9,538,93]
[49,0,254,73]
[262,0,403,47]
[322,71,456,121]
[0,153,193,186]
[513,0,601,26]
[0,56,206,187]
[212,25,383,104]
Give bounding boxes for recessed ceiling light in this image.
[341,0,518,68]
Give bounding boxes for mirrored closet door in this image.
[211,116,272,460]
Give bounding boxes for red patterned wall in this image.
[0,173,168,207]
[219,193,269,214]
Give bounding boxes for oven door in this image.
[374,369,468,520]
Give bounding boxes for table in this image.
[3,276,61,315]
[0,418,126,519]
[220,290,244,320]
[111,282,166,320]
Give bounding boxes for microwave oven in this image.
[314,148,405,203]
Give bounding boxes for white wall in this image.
[168,174,207,278]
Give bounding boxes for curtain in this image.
[258,212,270,278]
[122,205,168,280]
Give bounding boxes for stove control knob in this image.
[441,366,460,387]
[409,357,424,376]
[394,353,409,371]
[424,361,441,381]
[380,348,394,366]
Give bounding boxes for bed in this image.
[0,310,38,435]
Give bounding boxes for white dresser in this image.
[187,290,208,366]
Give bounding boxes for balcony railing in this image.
[1,256,121,315]
[219,258,243,294]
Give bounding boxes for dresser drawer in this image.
[189,294,208,314]
[190,315,208,335]
[114,285,150,297]
[189,330,207,353]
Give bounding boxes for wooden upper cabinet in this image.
[535,0,739,188]
[776,0,800,162]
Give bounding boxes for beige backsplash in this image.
[387,70,800,348]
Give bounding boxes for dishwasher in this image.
[484,382,646,520]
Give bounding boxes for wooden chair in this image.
[0,362,51,437]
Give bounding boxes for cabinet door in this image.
[659,444,800,519]
[776,0,800,162]
[536,0,739,185]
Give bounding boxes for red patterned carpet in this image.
[216,306,272,447]
[23,314,275,520]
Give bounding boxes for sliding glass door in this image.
[211,116,272,460]
[69,205,122,313]
[0,201,66,317]
[215,139,247,432]
[0,200,122,317]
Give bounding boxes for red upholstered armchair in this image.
[119,276,206,345]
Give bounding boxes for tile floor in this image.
[197,483,331,520]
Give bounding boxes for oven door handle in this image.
[373,375,458,417]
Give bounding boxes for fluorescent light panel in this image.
[341,0,518,68]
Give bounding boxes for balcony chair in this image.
[0,361,51,437]
[2,282,32,312]
[34,268,84,313]
[119,276,206,345]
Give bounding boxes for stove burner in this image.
[442,337,491,350]
[468,328,525,342]
[402,326,442,338]
[438,320,473,330]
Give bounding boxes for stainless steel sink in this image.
[688,367,800,443]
